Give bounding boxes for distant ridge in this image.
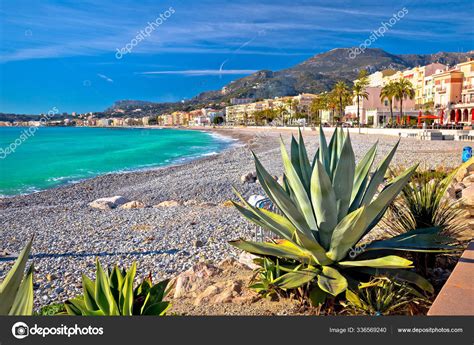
[104,48,473,117]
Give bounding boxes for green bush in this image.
[341,277,431,315]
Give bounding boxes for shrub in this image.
[341,277,431,315]
[382,163,470,275]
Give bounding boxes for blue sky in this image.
[0,0,473,114]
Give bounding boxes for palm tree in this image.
[380,82,397,125]
[333,81,351,124]
[327,91,338,125]
[393,79,415,125]
[353,82,369,132]
[310,97,325,126]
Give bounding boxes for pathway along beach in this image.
[0,127,468,308]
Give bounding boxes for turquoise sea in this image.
[0,127,233,196]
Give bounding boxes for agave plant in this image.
[0,239,34,315]
[230,127,453,304]
[65,260,171,316]
[341,277,431,315]
[382,160,472,275]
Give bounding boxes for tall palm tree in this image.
[393,79,415,124]
[327,91,338,125]
[332,81,351,124]
[353,81,369,132]
[380,82,397,125]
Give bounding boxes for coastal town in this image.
[1,58,473,130]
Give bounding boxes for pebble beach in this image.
[0,127,469,309]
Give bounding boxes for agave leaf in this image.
[233,199,329,265]
[0,238,33,315]
[338,255,413,268]
[65,298,87,315]
[95,260,119,315]
[143,301,171,316]
[309,285,327,307]
[8,264,34,315]
[82,274,99,311]
[311,160,338,249]
[350,142,377,210]
[363,165,418,235]
[297,129,312,190]
[290,135,304,182]
[317,266,347,296]
[356,268,434,293]
[272,268,319,289]
[332,132,356,221]
[141,279,170,314]
[364,230,455,253]
[109,266,124,302]
[120,262,136,316]
[345,289,363,308]
[280,138,317,229]
[328,128,340,178]
[317,125,330,172]
[252,151,313,238]
[326,207,367,261]
[232,186,296,241]
[229,239,315,264]
[361,140,400,205]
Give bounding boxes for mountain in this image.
[107,48,474,116]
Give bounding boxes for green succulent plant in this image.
[230,127,453,304]
[341,277,431,315]
[382,161,471,275]
[65,260,171,316]
[0,239,34,315]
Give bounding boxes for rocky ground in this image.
[0,127,471,310]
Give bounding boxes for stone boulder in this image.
[172,262,222,299]
[461,184,474,207]
[120,200,145,209]
[154,200,181,208]
[89,196,129,210]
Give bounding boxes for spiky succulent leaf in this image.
[280,137,317,229]
[311,160,338,249]
[8,264,34,316]
[361,140,400,205]
[229,239,316,264]
[338,255,413,268]
[332,132,356,221]
[272,268,319,289]
[317,266,347,296]
[252,151,313,238]
[0,239,33,315]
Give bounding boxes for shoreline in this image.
[0,126,248,199]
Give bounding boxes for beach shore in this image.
[0,127,468,308]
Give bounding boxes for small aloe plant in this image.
[65,260,171,316]
[0,239,34,315]
[230,127,453,304]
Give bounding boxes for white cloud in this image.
[139,69,258,76]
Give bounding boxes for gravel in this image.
[0,128,468,309]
